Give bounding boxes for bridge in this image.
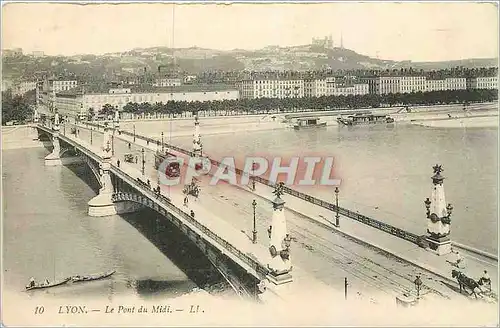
[32,119,313,302]
[32,113,498,306]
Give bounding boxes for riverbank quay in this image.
[108,104,498,139]
[410,114,498,128]
[98,101,498,123]
[1,125,44,150]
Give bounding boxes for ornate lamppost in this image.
[141,148,145,176]
[161,132,164,152]
[334,187,340,227]
[133,124,136,142]
[252,199,257,244]
[90,127,93,145]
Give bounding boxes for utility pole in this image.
[335,187,340,227]
[252,199,257,244]
[141,148,145,176]
[344,277,348,300]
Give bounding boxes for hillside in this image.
[2,43,497,81]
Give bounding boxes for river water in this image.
[2,146,234,308]
[127,115,498,254]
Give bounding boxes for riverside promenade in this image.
[72,121,498,305]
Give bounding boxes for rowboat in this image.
[71,270,116,283]
[25,277,71,291]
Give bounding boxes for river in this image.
[120,112,498,254]
[2,147,235,311]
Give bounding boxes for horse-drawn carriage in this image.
[124,153,135,163]
[183,180,200,197]
[451,269,496,302]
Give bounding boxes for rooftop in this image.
[56,83,238,96]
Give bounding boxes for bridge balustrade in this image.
[90,123,421,246]
[110,166,269,278]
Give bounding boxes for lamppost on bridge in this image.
[414,275,422,300]
[90,127,93,145]
[133,124,136,142]
[161,132,164,152]
[344,277,348,300]
[334,187,340,227]
[251,161,256,191]
[111,134,114,156]
[252,199,257,244]
[141,148,145,176]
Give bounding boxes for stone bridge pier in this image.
[40,113,82,166]
[88,124,143,217]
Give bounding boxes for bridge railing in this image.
[89,123,422,246]
[110,166,270,279]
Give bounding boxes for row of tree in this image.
[1,90,35,125]
[93,89,498,116]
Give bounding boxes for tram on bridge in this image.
[154,150,181,178]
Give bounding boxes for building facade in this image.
[237,78,305,99]
[153,77,183,87]
[400,76,426,93]
[43,78,78,92]
[472,76,498,89]
[54,85,240,117]
[12,81,37,95]
[426,78,467,92]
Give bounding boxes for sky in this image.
[2,1,499,62]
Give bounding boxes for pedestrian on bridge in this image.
[480,270,491,291]
[184,196,189,207]
[128,143,131,149]
[117,159,121,168]
[190,210,195,218]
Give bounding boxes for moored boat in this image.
[337,113,395,126]
[71,270,116,283]
[293,117,327,130]
[25,277,71,291]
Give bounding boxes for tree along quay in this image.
[83,89,498,121]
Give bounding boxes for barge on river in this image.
[337,113,395,126]
[293,117,327,130]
